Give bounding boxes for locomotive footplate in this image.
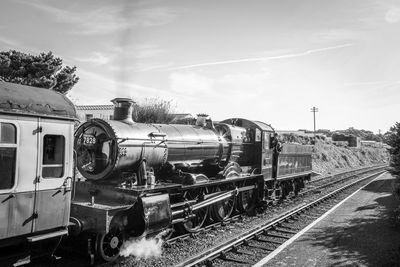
[70,202,132,234]
[71,181,177,235]
[70,193,172,237]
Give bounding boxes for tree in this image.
[133,98,175,123]
[386,122,400,225]
[386,122,400,178]
[334,127,383,142]
[0,50,79,94]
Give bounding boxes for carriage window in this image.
[0,123,17,190]
[42,135,65,178]
[1,123,16,144]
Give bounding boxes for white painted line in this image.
[253,172,387,267]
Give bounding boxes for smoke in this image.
[119,229,172,259]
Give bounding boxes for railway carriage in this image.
[0,81,76,265]
[0,82,312,264]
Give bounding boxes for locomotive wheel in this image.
[236,182,255,214]
[275,183,284,200]
[95,228,124,262]
[178,187,209,233]
[210,185,235,222]
[162,226,175,240]
[293,180,300,196]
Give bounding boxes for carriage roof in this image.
[0,81,77,120]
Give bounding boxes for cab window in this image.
[255,129,261,142]
[42,135,65,178]
[263,131,270,150]
[0,123,17,190]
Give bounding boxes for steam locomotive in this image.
[0,81,312,265]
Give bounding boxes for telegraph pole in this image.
[310,106,318,137]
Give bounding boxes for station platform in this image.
[256,172,400,267]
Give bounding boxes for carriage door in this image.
[34,119,72,232]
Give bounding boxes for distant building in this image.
[360,140,385,148]
[76,105,114,122]
[332,133,360,148]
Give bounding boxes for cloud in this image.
[0,37,20,48]
[218,72,270,96]
[113,44,165,59]
[342,80,400,87]
[74,52,110,65]
[315,29,363,42]
[0,37,41,54]
[70,68,162,104]
[169,72,214,95]
[165,44,353,71]
[385,7,400,23]
[109,62,174,72]
[18,0,178,35]
[133,7,179,27]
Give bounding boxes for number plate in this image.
[83,135,96,145]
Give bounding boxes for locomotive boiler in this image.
[75,98,246,185]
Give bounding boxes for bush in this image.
[386,122,400,199]
[386,122,400,177]
[133,98,175,124]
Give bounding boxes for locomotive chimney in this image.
[111,98,135,124]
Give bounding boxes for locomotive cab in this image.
[219,118,275,176]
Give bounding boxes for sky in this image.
[1,0,399,133]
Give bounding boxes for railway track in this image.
[175,168,387,267]
[166,164,386,245]
[31,165,387,267]
[298,164,386,196]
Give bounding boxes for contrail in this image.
[166,43,353,71]
[343,80,400,86]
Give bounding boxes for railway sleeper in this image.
[219,255,250,264]
[273,227,298,235]
[276,224,298,231]
[264,232,290,239]
[247,243,275,251]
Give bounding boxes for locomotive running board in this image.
[27,229,68,243]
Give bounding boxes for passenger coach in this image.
[0,81,76,265]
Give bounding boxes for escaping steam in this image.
[120,229,172,259]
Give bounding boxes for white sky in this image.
[1,0,400,133]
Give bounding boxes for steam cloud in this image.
[120,229,172,259]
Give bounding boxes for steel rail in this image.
[176,169,387,267]
[166,215,242,245]
[309,164,386,184]
[167,165,386,245]
[299,165,387,196]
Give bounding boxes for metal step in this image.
[27,229,68,243]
